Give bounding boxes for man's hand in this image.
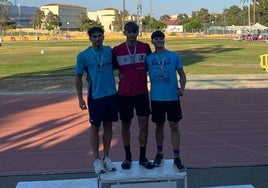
[177,88,184,96]
[79,99,87,110]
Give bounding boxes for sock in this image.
[157,145,163,153]
[124,145,132,160]
[139,147,146,162]
[174,149,180,157]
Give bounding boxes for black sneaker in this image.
[121,158,132,169]
[139,158,154,169]
[173,156,185,172]
[153,153,164,167]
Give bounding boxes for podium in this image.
[98,159,187,188]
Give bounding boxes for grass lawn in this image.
[0,38,267,78]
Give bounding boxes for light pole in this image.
[248,3,251,26]
[122,0,125,33]
[66,22,70,40]
[67,22,69,32]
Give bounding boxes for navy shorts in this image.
[151,100,182,124]
[88,94,118,126]
[118,93,151,121]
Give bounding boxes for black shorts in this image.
[88,94,118,126]
[151,100,182,124]
[118,93,151,121]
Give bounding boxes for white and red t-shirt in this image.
[112,41,152,96]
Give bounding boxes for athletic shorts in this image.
[151,100,182,124]
[88,94,118,126]
[118,93,151,121]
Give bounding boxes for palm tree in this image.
[241,0,256,24]
[241,0,268,24]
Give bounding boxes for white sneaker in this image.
[103,156,116,172]
[93,159,106,174]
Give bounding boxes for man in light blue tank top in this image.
[75,27,118,174]
[146,30,187,172]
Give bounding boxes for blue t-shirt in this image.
[146,49,183,101]
[75,46,117,99]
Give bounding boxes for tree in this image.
[142,15,166,31]
[192,8,210,30]
[256,0,268,25]
[183,19,202,32]
[0,0,12,32]
[160,14,171,21]
[31,9,45,29]
[45,11,61,31]
[77,12,90,31]
[241,0,268,24]
[177,14,190,25]
[223,5,243,26]
[77,12,102,31]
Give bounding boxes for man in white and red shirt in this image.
[112,21,154,170]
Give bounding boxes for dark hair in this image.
[151,30,165,39]
[124,21,139,32]
[87,26,104,37]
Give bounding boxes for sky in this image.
[16,0,247,18]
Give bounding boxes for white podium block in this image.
[204,185,254,188]
[16,178,98,188]
[98,159,187,188]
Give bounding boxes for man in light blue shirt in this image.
[75,26,118,174]
[146,30,186,172]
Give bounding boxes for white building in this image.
[40,3,87,30]
[88,8,120,32]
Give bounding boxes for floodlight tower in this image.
[149,0,153,28]
[137,0,142,35]
[122,0,126,32]
[149,0,152,18]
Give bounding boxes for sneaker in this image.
[103,157,116,172]
[93,159,106,174]
[139,158,154,169]
[173,156,185,172]
[153,152,164,167]
[121,158,132,169]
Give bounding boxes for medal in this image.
[126,42,137,68]
[91,48,104,72]
[159,53,166,76]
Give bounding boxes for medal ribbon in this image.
[125,43,137,64]
[91,47,104,70]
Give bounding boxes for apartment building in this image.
[40,3,87,30]
[88,8,121,32]
[8,5,38,28]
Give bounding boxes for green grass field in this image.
[0,38,267,78]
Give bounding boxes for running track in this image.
[0,88,268,175]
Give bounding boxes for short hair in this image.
[124,21,139,32]
[87,26,104,37]
[151,30,165,39]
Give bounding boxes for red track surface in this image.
[1,88,268,175]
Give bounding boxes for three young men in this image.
[75,25,186,174]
